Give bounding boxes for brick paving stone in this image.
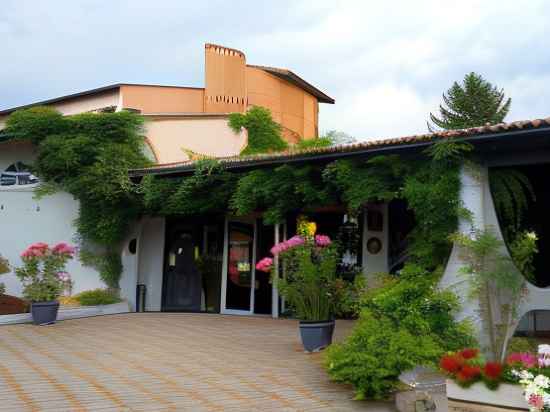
[0,313,396,411]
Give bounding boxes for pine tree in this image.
[428,72,511,131]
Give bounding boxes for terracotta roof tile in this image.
[130,117,550,176]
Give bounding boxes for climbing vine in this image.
[229,106,288,155]
[4,107,150,288]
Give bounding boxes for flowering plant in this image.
[256,217,340,321]
[15,242,75,302]
[512,345,550,411]
[440,348,504,389]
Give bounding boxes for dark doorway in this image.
[513,163,550,287]
[162,217,223,312]
[225,221,254,311]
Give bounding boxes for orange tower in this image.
[204,44,247,113]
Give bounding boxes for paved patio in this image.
[0,313,395,411]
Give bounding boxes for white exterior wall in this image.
[441,164,550,354]
[136,217,166,311]
[362,204,389,281]
[0,143,104,296]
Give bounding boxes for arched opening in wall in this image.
[490,163,550,287]
[388,199,415,274]
[0,162,39,186]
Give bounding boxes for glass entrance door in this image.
[223,221,255,313]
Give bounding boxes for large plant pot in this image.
[446,380,528,410]
[299,319,335,352]
[31,301,59,325]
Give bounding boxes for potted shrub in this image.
[256,218,341,352]
[15,242,74,325]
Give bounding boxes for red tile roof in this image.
[129,116,550,176]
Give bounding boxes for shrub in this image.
[325,264,475,399]
[75,289,121,306]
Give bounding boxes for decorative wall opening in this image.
[0,162,39,186]
[490,163,550,287]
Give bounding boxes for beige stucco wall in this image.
[0,90,120,129]
[246,66,318,140]
[46,89,120,115]
[121,85,204,114]
[144,115,247,164]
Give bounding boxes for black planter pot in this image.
[31,301,59,325]
[299,319,335,352]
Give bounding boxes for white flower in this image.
[538,344,550,355]
[534,375,550,389]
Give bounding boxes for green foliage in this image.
[141,159,236,217]
[75,288,121,306]
[506,337,539,355]
[325,152,462,269]
[429,72,511,131]
[452,229,529,360]
[509,231,538,284]
[277,242,339,321]
[231,165,334,224]
[0,255,9,274]
[402,161,462,268]
[0,255,9,295]
[15,245,74,302]
[324,156,409,211]
[425,139,473,163]
[292,136,333,150]
[79,250,123,290]
[4,108,150,288]
[489,168,535,242]
[229,106,288,155]
[5,106,66,144]
[326,264,475,399]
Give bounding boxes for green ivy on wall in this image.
[4,107,150,289]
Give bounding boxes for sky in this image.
[1,0,549,141]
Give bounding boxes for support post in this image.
[272,223,280,318]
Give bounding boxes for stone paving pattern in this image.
[0,313,395,411]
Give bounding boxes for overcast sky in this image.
[2,0,549,140]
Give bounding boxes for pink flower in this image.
[52,242,76,256]
[270,236,305,255]
[528,394,544,409]
[507,352,537,369]
[21,242,50,259]
[255,257,273,272]
[315,235,331,247]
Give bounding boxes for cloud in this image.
[1,0,549,139]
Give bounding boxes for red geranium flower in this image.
[483,362,503,380]
[456,365,481,383]
[440,354,464,373]
[459,348,479,360]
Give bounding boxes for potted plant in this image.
[256,217,341,352]
[15,242,74,325]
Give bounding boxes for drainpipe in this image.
[272,223,280,319]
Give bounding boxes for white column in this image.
[272,223,280,318]
[440,165,490,349]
